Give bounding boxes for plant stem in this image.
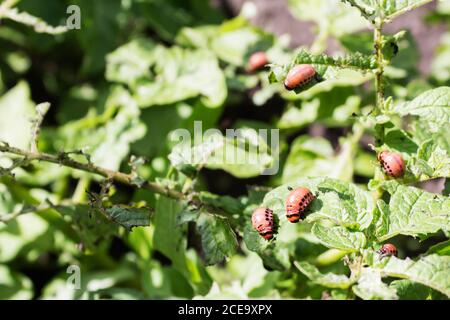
[374,23,385,117]
[315,249,348,267]
[373,22,387,196]
[72,175,91,203]
[0,0,18,19]
[0,142,229,217]
[0,142,184,199]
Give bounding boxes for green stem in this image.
[374,24,385,117]
[0,0,18,20]
[72,175,91,203]
[0,142,184,200]
[0,142,227,217]
[315,249,348,267]
[373,22,387,197]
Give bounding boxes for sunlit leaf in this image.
[374,181,450,241]
[294,261,354,289]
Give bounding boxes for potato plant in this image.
[0,0,449,300]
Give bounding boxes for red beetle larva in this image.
[377,243,398,258]
[285,187,315,223]
[284,64,317,90]
[251,207,275,240]
[378,151,405,178]
[247,51,269,72]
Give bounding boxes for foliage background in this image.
[0,0,449,300]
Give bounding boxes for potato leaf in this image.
[375,181,450,241]
[394,87,450,132]
[352,267,398,300]
[197,212,238,266]
[379,255,450,297]
[262,177,374,230]
[312,224,367,252]
[294,261,355,289]
[105,206,152,231]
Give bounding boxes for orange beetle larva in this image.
[284,64,317,90]
[251,207,275,240]
[378,151,405,178]
[285,187,315,223]
[247,51,269,72]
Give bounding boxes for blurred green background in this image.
[0,0,448,300]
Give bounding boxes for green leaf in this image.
[394,87,450,132]
[51,204,117,252]
[76,0,122,75]
[152,196,212,295]
[107,39,227,108]
[278,85,362,130]
[137,0,192,42]
[375,181,450,240]
[308,179,375,229]
[140,49,226,108]
[390,279,447,300]
[105,206,152,231]
[352,268,398,300]
[41,262,135,300]
[383,128,418,155]
[288,0,368,37]
[242,205,291,271]
[169,130,275,178]
[211,26,274,67]
[431,32,450,83]
[294,261,354,289]
[90,90,146,171]
[380,0,435,21]
[141,261,194,299]
[198,191,244,216]
[282,136,335,183]
[282,135,357,184]
[153,196,187,271]
[0,81,36,150]
[312,224,367,252]
[53,86,146,172]
[262,177,374,230]
[413,120,450,154]
[409,139,450,180]
[127,226,153,260]
[342,0,434,22]
[197,212,238,265]
[105,39,157,87]
[176,208,199,226]
[138,0,223,42]
[0,265,33,300]
[0,184,54,263]
[426,240,450,256]
[243,222,291,271]
[379,255,450,297]
[176,25,219,49]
